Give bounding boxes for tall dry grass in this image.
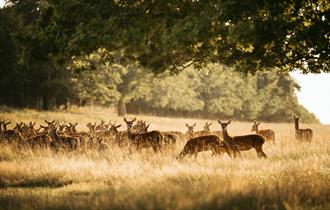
[0,107,329,210]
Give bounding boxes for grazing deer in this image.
[251,121,275,143]
[294,115,313,142]
[177,135,229,159]
[124,117,163,153]
[218,120,267,158]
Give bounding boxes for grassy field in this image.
[0,107,329,210]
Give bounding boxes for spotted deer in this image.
[124,117,163,153]
[177,135,230,159]
[218,120,267,158]
[251,121,275,143]
[294,115,313,142]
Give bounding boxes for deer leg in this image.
[236,151,243,158]
[255,146,267,158]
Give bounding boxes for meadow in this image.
[0,106,329,210]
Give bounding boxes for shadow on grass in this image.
[0,178,73,189]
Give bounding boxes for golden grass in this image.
[0,106,329,210]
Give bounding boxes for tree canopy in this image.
[0,1,323,123]
[5,0,330,74]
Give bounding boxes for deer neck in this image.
[50,130,60,141]
[294,120,299,130]
[222,129,232,143]
[255,127,259,134]
[127,127,134,139]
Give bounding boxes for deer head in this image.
[203,122,212,131]
[217,120,231,131]
[185,123,196,135]
[3,121,11,130]
[109,122,122,134]
[124,117,136,130]
[251,120,260,132]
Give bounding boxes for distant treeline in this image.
[0,7,318,123]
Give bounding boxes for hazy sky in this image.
[291,72,330,124]
[1,0,329,124]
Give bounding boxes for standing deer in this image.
[251,121,275,143]
[294,115,313,142]
[218,120,267,158]
[124,117,163,153]
[177,135,229,159]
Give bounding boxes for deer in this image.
[0,121,20,144]
[251,121,275,143]
[293,115,313,142]
[124,117,163,153]
[218,120,267,158]
[47,124,80,151]
[177,135,230,159]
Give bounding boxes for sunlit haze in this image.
[291,72,330,124]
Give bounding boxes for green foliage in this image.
[6,0,329,74]
[0,2,321,122]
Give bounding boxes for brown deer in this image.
[135,121,176,145]
[47,125,80,151]
[251,121,275,143]
[218,120,267,158]
[0,121,19,143]
[124,117,163,153]
[177,135,230,159]
[294,115,313,142]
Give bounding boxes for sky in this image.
[1,0,329,124]
[291,72,330,124]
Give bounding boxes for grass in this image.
[0,106,329,210]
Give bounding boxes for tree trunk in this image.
[42,95,50,110]
[117,97,126,116]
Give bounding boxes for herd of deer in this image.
[0,115,313,159]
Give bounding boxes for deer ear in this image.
[257,122,260,126]
[146,124,150,129]
[209,122,212,126]
[227,120,231,124]
[217,120,222,124]
[132,118,137,122]
[186,123,189,128]
[124,118,127,123]
[116,124,122,128]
